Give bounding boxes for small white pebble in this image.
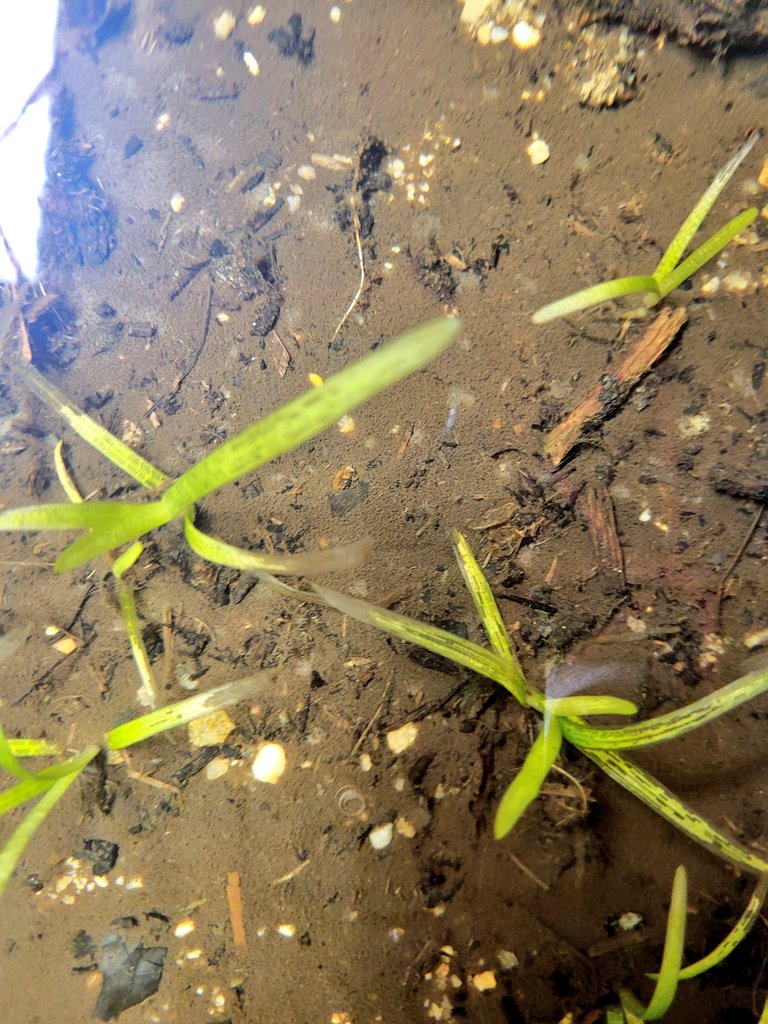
[205,756,230,781]
[722,269,757,294]
[395,816,416,838]
[247,4,266,25]
[677,413,711,438]
[155,113,170,131]
[512,21,541,48]
[477,22,492,45]
[286,194,301,213]
[418,153,435,167]
[243,51,259,76]
[386,722,418,754]
[387,157,405,180]
[216,312,230,324]
[170,193,185,213]
[359,752,372,772]
[213,10,236,39]
[700,275,720,296]
[527,138,550,165]
[185,948,203,960]
[212,992,226,1010]
[369,822,394,850]
[489,24,509,43]
[472,970,497,992]
[174,918,196,939]
[252,743,287,783]
[389,927,405,943]
[297,164,316,181]
[497,949,519,970]
[330,5,341,23]
[277,923,296,938]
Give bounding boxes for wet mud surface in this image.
[1,2,768,1022]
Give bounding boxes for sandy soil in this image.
[1,2,767,1022]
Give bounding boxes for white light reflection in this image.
[0,0,59,283]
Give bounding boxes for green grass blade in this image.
[0,722,35,781]
[655,207,758,298]
[111,541,144,580]
[311,583,521,697]
[584,748,768,874]
[53,502,171,573]
[544,696,637,717]
[0,744,99,896]
[618,990,646,1023]
[531,276,659,325]
[559,666,768,750]
[116,580,157,709]
[159,318,460,516]
[31,745,106,781]
[105,672,274,749]
[653,133,760,282]
[10,356,168,489]
[641,865,687,1020]
[649,873,768,981]
[7,738,60,758]
[0,776,51,816]
[494,715,562,839]
[452,531,528,704]
[184,515,374,576]
[0,501,146,532]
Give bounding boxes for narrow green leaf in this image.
[311,583,522,697]
[531,276,659,325]
[0,745,99,896]
[655,208,758,299]
[494,715,562,839]
[560,665,768,750]
[0,721,35,781]
[452,531,528,704]
[648,873,768,981]
[53,502,171,572]
[0,776,51,816]
[184,515,374,576]
[0,501,144,532]
[10,355,168,489]
[7,738,60,758]
[106,673,274,749]
[117,580,157,709]
[584,747,768,875]
[653,133,760,282]
[160,318,460,517]
[111,542,144,580]
[544,695,637,717]
[641,865,688,1020]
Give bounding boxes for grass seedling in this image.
[278,531,768,873]
[531,134,760,324]
[0,318,460,573]
[0,673,272,896]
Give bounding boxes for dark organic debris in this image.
[80,838,120,876]
[94,934,167,1021]
[40,90,116,271]
[268,14,316,66]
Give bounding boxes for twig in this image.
[545,306,687,465]
[507,850,549,890]
[349,676,392,756]
[330,141,365,343]
[226,870,247,949]
[715,506,763,628]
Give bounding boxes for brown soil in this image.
[1,3,767,1023]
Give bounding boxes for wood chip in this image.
[226,871,247,949]
[545,306,687,465]
[581,482,624,580]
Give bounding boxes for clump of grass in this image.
[531,134,760,324]
[0,318,460,573]
[0,673,272,895]
[265,532,768,1016]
